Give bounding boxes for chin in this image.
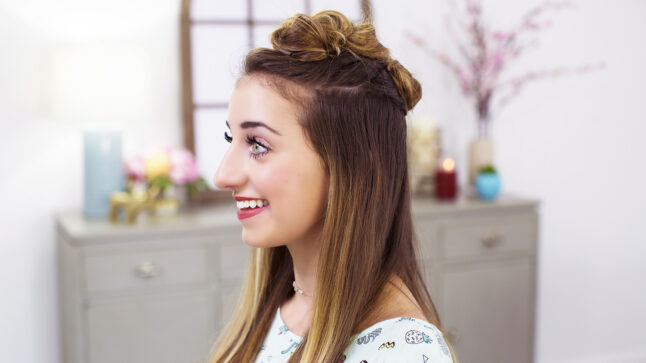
[241,229,279,249]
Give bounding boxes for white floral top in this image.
[254,306,454,363]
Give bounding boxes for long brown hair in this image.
[209,10,457,363]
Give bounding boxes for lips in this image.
[233,196,269,220]
[234,195,265,201]
[237,204,269,220]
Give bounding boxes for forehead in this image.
[228,74,303,132]
[241,73,308,103]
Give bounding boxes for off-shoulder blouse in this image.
[254,306,455,363]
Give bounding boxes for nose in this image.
[213,146,247,192]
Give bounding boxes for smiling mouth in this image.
[236,199,269,210]
[236,200,270,220]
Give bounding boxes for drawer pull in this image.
[481,232,503,248]
[134,261,162,279]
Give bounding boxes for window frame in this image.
[180,0,372,204]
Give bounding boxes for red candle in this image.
[434,157,457,200]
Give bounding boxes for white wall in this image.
[373,0,646,362]
[0,1,182,362]
[0,0,644,362]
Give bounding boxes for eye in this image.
[224,131,232,143]
[246,135,269,159]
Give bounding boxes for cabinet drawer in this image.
[440,215,536,261]
[218,240,250,282]
[218,284,242,331]
[84,247,207,294]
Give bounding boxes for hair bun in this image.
[270,10,422,111]
[384,59,422,112]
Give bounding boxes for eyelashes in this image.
[223,131,269,159]
[246,135,269,159]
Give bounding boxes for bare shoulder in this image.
[355,274,428,332]
[384,274,427,320]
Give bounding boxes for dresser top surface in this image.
[411,191,539,214]
[56,192,538,242]
[56,203,240,243]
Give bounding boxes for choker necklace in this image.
[293,280,311,297]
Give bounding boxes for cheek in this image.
[252,163,290,200]
[259,158,327,230]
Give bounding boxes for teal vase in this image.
[475,173,501,201]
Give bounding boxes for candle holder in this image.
[83,129,125,219]
[434,156,458,200]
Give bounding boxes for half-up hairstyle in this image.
[208,10,457,363]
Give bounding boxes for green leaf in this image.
[185,177,210,198]
[148,175,173,194]
[478,164,497,174]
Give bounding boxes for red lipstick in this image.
[234,196,269,220]
[237,205,269,219]
[234,196,263,201]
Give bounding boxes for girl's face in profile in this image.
[213,74,329,248]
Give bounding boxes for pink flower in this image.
[125,154,146,181]
[488,51,505,71]
[406,0,603,130]
[168,146,200,185]
[492,31,507,41]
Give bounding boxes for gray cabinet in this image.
[57,207,249,363]
[58,193,538,363]
[85,291,212,363]
[413,193,539,363]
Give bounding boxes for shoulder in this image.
[342,317,454,363]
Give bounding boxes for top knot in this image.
[269,10,422,112]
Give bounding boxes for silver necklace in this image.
[293,280,310,297]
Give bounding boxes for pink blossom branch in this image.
[507,1,571,42]
[501,1,571,59]
[404,30,474,94]
[493,61,606,115]
[444,13,476,71]
[405,0,603,124]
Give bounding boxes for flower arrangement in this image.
[405,0,605,138]
[124,145,208,200]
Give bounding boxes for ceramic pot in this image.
[475,173,501,201]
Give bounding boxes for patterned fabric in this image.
[254,306,454,363]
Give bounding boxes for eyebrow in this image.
[226,120,282,136]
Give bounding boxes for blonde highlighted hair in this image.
[209,10,458,363]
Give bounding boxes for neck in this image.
[285,225,322,308]
[287,245,318,303]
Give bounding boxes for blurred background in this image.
[1,0,645,362]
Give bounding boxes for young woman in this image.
[210,10,457,363]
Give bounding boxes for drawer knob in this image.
[134,261,162,279]
[481,232,503,248]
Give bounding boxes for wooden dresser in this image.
[57,192,539,363]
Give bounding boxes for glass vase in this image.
[153,185,181,217]
[468,115,494,187]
